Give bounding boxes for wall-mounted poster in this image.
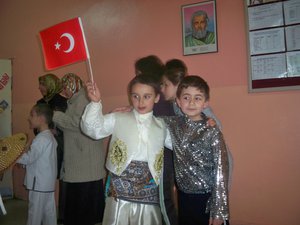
[182,0,218,55]
[0,59,13,198]
[0,59,12,137]
[245,0,300,92]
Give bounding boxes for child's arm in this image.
[80,81,115,140]
[209,130,230,222]
[17,136,49,165]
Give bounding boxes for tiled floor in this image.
[0,198,27,225]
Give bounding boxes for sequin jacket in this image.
[164,114,229,220]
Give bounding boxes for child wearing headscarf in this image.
[53,73,106,225]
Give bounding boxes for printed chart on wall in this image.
[245,0,300,92]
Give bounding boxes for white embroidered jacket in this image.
[81,102,168,185]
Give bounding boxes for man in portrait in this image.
[185,10,215,47]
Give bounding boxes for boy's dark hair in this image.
[134,55,165,83]
[165,59,187,75]
[128,74,161,96]
[176,75,210,100]
[33,103,53,126]
[163,68,186,86]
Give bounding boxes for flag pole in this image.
[86,58,96,94]
[78,17,94,83]
[86,58,94,83]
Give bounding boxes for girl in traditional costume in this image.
[81,74,167,225]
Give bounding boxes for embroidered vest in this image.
[106,112,165,185]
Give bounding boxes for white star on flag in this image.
[54,42,61,50]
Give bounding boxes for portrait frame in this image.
[182,0,218,55]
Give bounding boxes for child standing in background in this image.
[164,76,230,225]
[17,104,57,225]
[81,75,167,225]
[161,61,222,127]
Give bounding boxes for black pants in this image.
[162,148,178,225]
[178,190,229,225]
[178,191,210,225]
[57,180,67,222]
[64,179,105,225]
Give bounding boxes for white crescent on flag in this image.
[60,33,75,53]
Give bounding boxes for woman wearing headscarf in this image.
[36,73,67,223]
[53,73,106,225]
[37,73,67,111]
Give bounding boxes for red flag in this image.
[39,17,89,70]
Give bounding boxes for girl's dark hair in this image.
[176,75,210,100]
[33,103,53,125]
[128,74,161,96]
[134,55,165,83]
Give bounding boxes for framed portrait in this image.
[182,0,218,55]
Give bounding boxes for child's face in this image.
[28,108,43,130]
[176,86,208,121]
[130,83,160,114]
[161,76,178,101]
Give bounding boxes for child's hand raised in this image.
[85,81,101,103]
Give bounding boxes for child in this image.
[161,64,234,186]
[164,76,229,225]
[160,59,225,225]
[36,73,67,223]
[17,104,57,225]
[81,75,167,225]
[161,65,222,128]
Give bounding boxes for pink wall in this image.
[0,0,299,224]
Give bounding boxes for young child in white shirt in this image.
[17,104,57,225]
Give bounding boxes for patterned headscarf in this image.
[38,74,62,102]
[61,73,83,94]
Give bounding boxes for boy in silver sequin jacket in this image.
[163,75,229,225]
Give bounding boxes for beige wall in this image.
[0,0,299,224]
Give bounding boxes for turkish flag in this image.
[39,17,89,70]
